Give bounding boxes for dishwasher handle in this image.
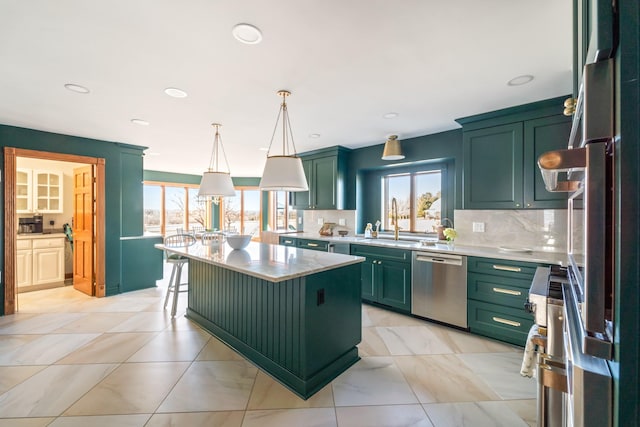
[414,252,463,266]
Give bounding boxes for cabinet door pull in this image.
[492,317,521,327]
[307,243,319,247]
[492,264,522,273]
[492,287,522,296]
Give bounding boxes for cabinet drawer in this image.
[297,239,329,251]
[468,272,531,309]
[468,300,534,347]
[32,237,65,249]
[467,256,540,279]
[279,236,298,247]
[17,239,33,250]
[350,244,411,262]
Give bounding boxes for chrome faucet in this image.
[391,197,400,240]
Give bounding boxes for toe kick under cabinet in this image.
[467,256,543,346]
[17,235,66,292]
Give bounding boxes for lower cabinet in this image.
[279,236,298,247]
[351,244,411,313]
[297,238,330,252]
[17,236,65,291]
[467,256,540,346]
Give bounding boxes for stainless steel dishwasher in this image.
[411,251,468,328]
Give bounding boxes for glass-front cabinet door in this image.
[33,170,63,213]
[16,168,33,213]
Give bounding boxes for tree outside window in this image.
[382,170,442,234]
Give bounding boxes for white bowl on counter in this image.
[226,234,252,250]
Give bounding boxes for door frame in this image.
[4,147,106,315]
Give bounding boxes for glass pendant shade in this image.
[381,135,405,160]
[259,155,308,191]
[259,90,309,192]
[198,123,236,199]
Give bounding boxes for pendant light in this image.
[381,135,405,160]
[259,90,309,192]
[198,123,236,204]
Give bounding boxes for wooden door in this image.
[73,166,95,296]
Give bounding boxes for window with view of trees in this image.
[220,187,261,236]
[143,182,205,235]
[271,191,297,231]
[382,170,442,233]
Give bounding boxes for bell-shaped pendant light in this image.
[198,123,236,204]
[381,135,405,160]
[259,90,309,192]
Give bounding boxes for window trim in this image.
[219,186,263,237]
[143,180,205,235]
[380,165,446,234]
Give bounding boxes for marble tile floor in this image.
[0,266,537,427]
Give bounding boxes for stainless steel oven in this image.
[537,57,614,426]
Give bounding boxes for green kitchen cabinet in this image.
[350,244,411,312]
[290,146,351,210]
[523,115,572,208]
[297,238,330,252]
[279,235,298,247]
[463,123,524,209]
[467,256,543,346]
[458,97,571,210]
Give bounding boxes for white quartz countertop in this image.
[284,232,569,266]
[17,233,66,239]
[156,241,365,282]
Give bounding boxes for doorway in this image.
[4,148,106,315]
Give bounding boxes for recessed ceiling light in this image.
[131,119,150,126]
[309,133,321,139]
[145,151,161,156]
[164,87,188,98]
[64,83,90,94]
[383,112,399,119]
[259,147,269,151]
[507,75,534,86]
[232,23,263,45]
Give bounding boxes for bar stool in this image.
[201,231,225,246]
[163,233,197,317]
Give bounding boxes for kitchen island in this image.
[158,241,365,399]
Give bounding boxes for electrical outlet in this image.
[472,222,485,232]
[317,217,324,225]
[298,216,303,224]
[338,218,346,226]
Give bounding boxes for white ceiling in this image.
[0,0,573,177]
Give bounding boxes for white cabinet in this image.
[15,169,63,214]
[33,170,63,213]
[17,236,65,291]
[16,239,33,288]
[16,169,33,213]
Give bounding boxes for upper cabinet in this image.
[290,146,350,210]
[16,168,33,213]
[34,170,63,213]
[457,97,571,210]
[16,169,64,213]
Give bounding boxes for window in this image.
[270,191,297,231]
[220,187,262,236]
[143,182,204,235]
[382,169,442,233]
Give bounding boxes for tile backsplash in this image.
[302,210,357,235]
[454,209,568,253]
